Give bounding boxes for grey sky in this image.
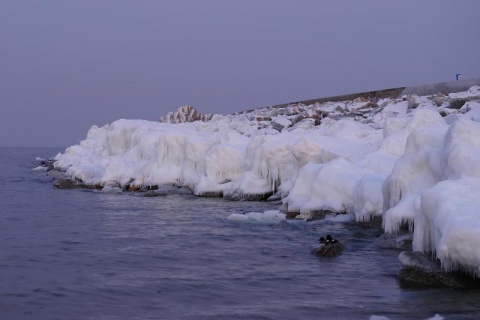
[1,1,479,148]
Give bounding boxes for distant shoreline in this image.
[238,77,480,114]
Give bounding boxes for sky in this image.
[1,0,480,148]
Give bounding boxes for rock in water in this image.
[53,178,76,189]
[311,242,345,257]
[397,251,463,288]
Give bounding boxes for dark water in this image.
[1,147,480,320]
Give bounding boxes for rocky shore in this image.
[38,78,480,287]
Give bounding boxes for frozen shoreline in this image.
[47,81,480,282]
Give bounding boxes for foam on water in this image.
[227,210,286,224]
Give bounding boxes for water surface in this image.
[1,147,479,320]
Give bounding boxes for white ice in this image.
[32,166,49,172]
[53,86,480,274]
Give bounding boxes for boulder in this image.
[311,242,345,257]
[397,251,463,288]
[143,185,192,197]
[53,178,76,189]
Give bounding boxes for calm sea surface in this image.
[1,147,480,320]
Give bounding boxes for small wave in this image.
[227,210,286,224]
[326,213,354,222]
[98,186,123,193]
[32,166,49,172]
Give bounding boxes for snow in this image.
[414,178,480,276]
[53,86,480,275]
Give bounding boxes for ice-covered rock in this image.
[159,106,213,123]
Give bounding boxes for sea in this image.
[1,147,480,320]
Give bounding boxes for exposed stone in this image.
[285,211,300,219]
[448,98,468,109]
[397,251,463,288]
[223,191,273,201]
[398,265,463,288]
[197,191,224,198]
[143,185,192,197]
[271,116,292,132]
[53,178,76,189]
[295,209,339,221]
[311,242,345,257]
[356,215,383,228]
[256,116,272,122]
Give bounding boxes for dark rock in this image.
[284,211,300,219]
[197,191,223,198]
[311,242,345,257]
[223,191,273,201]
[255,116,272,122]
[356,215,383,228]
[397,251,463,288]
[271,117,292,132]
[143,185,192,197]
[36,158,56,171]
[398,266,463,288]
[449,98,468,109]
[125,185,141,191]
[53,177,103,190]
[53,179,76,189]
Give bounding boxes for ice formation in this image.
[53,86,480,275]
